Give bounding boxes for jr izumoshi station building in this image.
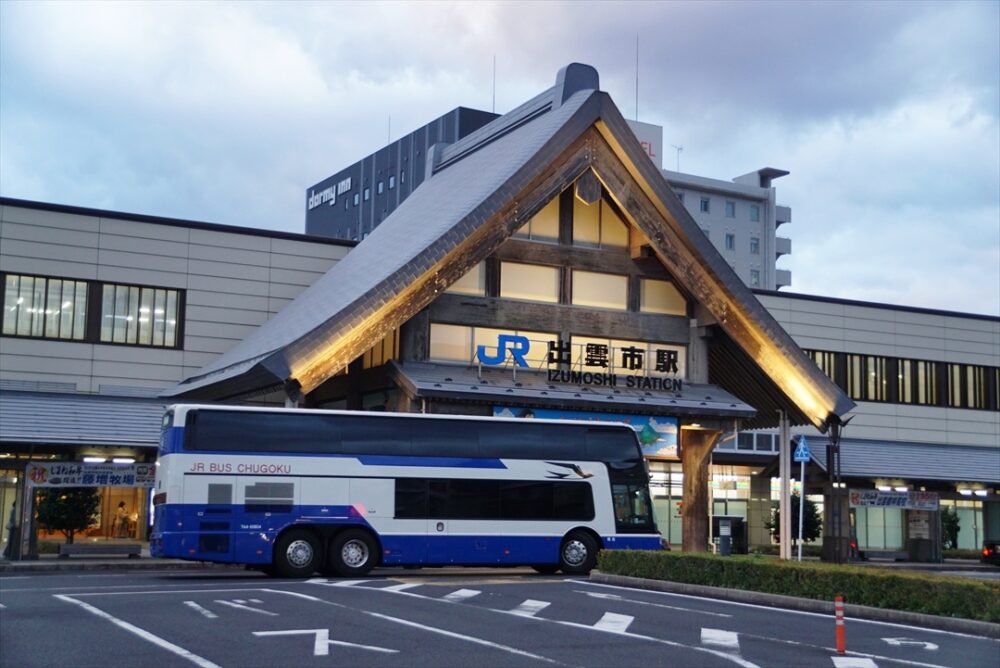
[161,64,855,557]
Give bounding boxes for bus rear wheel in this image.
[330,529,377,577]
[559,531,598,575]
[273,529,323,578]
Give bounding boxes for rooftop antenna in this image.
[492,55,496,113]
[671,144,683,172]
[634,34,639,121]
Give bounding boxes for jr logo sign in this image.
[476,334,529,367]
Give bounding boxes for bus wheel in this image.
[559,531,597,575]
[330,529,377,577]
[531,565,560,575]
[274,530,322,578]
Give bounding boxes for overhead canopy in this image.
[165,63,853,431]
[0,391,165,449]
[808,438,1000,485]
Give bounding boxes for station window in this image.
[725,201,735,218]
[499,262,559,304]
[639,279,686,316]
[444,262,486,297]
[571,270,627,310]
[429,323,556,367]
[2,273,87,340]
[514,198,559,243]
[573,198,628,249]
[750,237,760,254]
[100,283,181,348]
[750,205,760,222]
[700,197,710,213]
[725,234,735,250]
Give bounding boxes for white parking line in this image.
[383,583,421,592]
[442,588,481,603]
[510,599,551,617]
[573,589,732,618]
[832,658,878,668]
[593,612,634,633]
[54,594,220,668]
[702,628,740,650]
[183,601,218,619]
[214,600,277,616]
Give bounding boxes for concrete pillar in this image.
[680,426,722,552]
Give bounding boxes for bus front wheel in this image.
[330,529,377,577]
[559,531,598,575]
[274,529,323,578]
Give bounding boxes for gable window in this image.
[445,262,486,296]
[101,284,180,347]
[430,323,556,366]
[571,270,627,310]
[639,279,686,316]
[699,197,710,213]
[725,233,735,250]
[750,237,760,254]
[2,273,87,340]
[573,198,628,249]
[514,198,559,243]
[499,262,559,303]
[725,201,735,218]
[750,205,760,222]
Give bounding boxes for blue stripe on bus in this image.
[150,503,661,566]
[355,455,506,469]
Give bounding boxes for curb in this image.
[0,559,238,573]
[589,572,1000,639]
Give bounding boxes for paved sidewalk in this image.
[0,544,238,573]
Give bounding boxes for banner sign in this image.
[494,407,679,458]
[26,462,155,488]
[848,489,939,511]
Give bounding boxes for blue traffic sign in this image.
[793,437,811,462]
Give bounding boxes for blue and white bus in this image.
[151,404,663,577]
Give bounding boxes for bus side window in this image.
[208,484,232,505]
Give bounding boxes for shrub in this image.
[597,550,1000,622]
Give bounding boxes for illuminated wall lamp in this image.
[893,486,908,492]
[876,485,893,492]
[973,489,988,497]
[112,457,136,464]
[958,489,973,496]
[83,456,107,464]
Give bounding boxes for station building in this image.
[1,63,996,559]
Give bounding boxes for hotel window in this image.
[750,237,760,254]
[514,198,559,243]
[947,364,963,407]
[499,262,559,303]
[2,274,87,340]
[377,181,384,194]
[725,234,735,250]
[573,198,628,249]
[725,201,735,218]
[750,205,760,222]
[700,197,710,213]
[750,270,760,287]
[639,279,686,316]
[445,262,486,296]
[571,271,627,310]
[915,360,937,405]
[966,365,988,409]
[363,187,370,202]
[897,359,913,403]
[389,175,396,189]
[100,284,180,347]
[353,193,359,206]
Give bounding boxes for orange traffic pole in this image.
[834,595,846,654]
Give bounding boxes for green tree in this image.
[941,506,961,550]
[35,488,101,544]
[766,494,823,543]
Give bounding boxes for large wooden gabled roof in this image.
[165,64,853,430]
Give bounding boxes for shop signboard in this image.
[493,407,679,458]
[26,462,155,488]
[848,489,939,511]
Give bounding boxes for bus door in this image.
[237,478,297,562]
[182,474,236,560]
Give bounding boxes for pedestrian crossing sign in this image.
[793,437,811,463]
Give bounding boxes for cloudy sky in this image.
[2,1,998,315]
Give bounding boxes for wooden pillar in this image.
[681,426,722,552]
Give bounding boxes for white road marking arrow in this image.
[882,637,939,651]
[253,629,398,656]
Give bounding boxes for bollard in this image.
[834,595,846,654]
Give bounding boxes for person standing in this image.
[114,501,129,538]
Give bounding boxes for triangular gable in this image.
[165,64,853,430]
